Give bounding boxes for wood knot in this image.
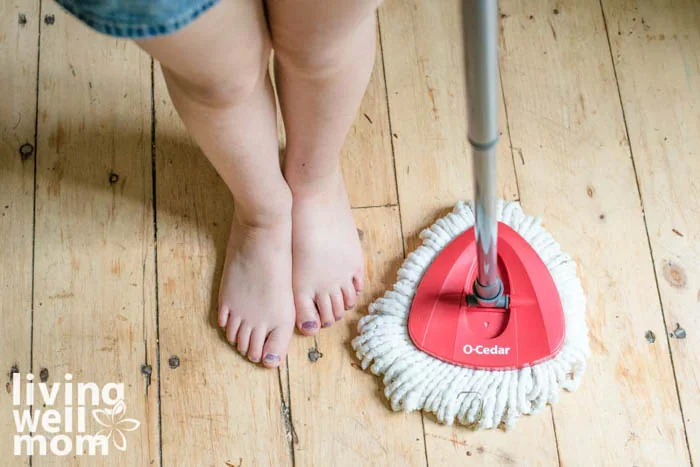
[108,172,119,184]
[19,143,34,160]
[662,262,686,288]
[307,347,322,363]
[670,323,686,339]
[644,330,655,343]
[168,355,180,369]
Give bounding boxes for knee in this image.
[273,5,378,78]
[274,31,375,80]
[163,42,272,108]
[275,44,348,79]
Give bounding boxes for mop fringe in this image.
[351,200,590,429]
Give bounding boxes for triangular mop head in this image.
[352,201,590,429]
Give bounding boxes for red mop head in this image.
[408,222,565,370]
[352,201,589,429]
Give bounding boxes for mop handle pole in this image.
[462,0,504,304]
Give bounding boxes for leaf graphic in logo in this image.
[92,399,141,451]
[92,408,113,428]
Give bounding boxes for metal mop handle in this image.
[462,0,507,307]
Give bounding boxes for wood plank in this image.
[379,0,558,464]
[32,6,157,465]
[600,0,700,459]
[0,1,38,464]
[379,0,519,251]
[498,0,690,464]
[153,68,291,466]
[285,206,426,465]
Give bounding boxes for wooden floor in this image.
[2,0,699,465]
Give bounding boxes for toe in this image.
[315,293,335,328]
[341,282,357,310]
[236,322,253,356]
[262,326,293,368]
[225,315,241,344]
[295,296,319,336]
[352,272,365,296]
[247,328,267,363]
[330,291,345,321]
[218,306,230,328]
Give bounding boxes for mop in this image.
[351,0,590,429]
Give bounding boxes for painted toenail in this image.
[302,321,317,330]
[264,354,280,363]
[356,290,362,295]
[322,322,332,328]
[250,357,260,363]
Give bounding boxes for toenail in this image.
[356,290,362,295]
[263,354,280,363]
[322,322,333,328]
[302,321,317,330]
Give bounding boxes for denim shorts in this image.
[55,0,220,38]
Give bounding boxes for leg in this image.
[267,0,380,333]
[138,0,293,367]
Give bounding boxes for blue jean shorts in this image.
[55,0,220,38]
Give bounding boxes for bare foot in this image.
[288,170,365,334]
[217,216,295,368]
